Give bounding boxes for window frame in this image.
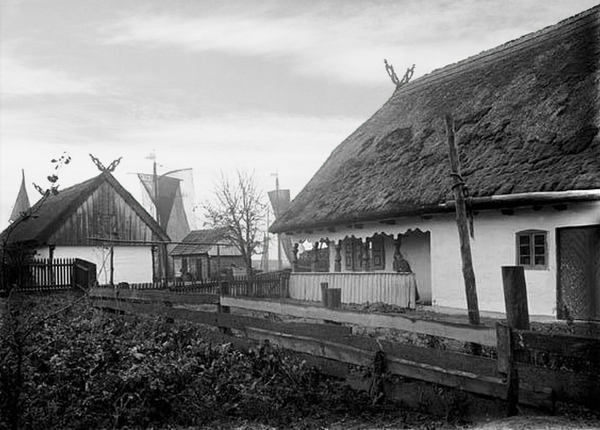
[516,230,548,270]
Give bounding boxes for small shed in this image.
[170,229,246,280]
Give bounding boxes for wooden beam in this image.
[244,327,553,409]
[515,329,600,363]
[445,114,480,325]
[502,266,530,330]
[89,287,220,305]
[221,297,496,346]
[501,266,530,417]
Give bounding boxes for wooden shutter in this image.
[344,240,354,270]
[372,236,385,270]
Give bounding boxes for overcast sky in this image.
[1,0,598,230]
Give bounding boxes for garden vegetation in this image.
[0,293,439,430]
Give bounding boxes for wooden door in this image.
[557,226,600,321]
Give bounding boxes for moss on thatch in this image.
[272,6,600,233]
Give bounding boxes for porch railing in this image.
[289,272,417,308]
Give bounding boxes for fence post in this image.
[502,266,530,331]
[326,288,341,309]
[218,281,231,335]
[501,265,530,417]
[321,282,329,307]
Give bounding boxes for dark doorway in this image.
[557,225,600,321]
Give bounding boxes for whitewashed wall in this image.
[36,246,154,284]
[297,200,600,318]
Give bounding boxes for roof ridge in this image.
[397,4,600,96]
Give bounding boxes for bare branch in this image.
[203,169,268,271]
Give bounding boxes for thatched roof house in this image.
[271,6,600,321]
[271,5,600,233]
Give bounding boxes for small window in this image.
[516,230,547,269]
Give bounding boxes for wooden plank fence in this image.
[117,270,291,298]
[1,258,97,293]
[86,283,600,413]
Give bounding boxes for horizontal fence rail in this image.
[84,287,600,411]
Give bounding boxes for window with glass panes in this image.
[516,230,547,269]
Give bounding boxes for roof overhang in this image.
[271,190,600,235]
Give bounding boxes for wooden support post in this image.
[334,241,342,273]
[506,326,519,417]
[110,245,115,287]
[218,281,231,334]
[292,243,299,272]
[311,242,319,272]
[501,266,530,417]
[501,266,530,331]
[445,114,480,326]
[363,239,370,272]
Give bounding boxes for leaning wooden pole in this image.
[445,114,480,325]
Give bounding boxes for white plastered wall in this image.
[36,246,154,284]
[296,200,600,318]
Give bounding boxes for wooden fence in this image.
[119,270,291,299]
[88,284,600,413]
[1,258,97,294]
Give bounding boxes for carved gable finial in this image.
[384,60,415,88]
[89,154,122,172]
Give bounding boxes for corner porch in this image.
[287,229,431,310]
[289,272,417,309]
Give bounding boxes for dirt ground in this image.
[184,412,600,430]
[467,415,600,430]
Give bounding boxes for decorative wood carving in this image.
[334,240,342,272]
[311,241,319,272]
[292,243,299,272]
[363,239,371,272]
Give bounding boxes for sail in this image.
[9,170,31,223]
[138,170,194,242]
[267,188,292,267]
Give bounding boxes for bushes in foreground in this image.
[0,295,381,429]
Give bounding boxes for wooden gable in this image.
[3,171,168,247]
[50,181,158,246]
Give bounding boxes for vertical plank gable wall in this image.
[50,182,154,245]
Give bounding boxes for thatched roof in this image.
[170,228,230,257]
[271,6,600,234]
[2,172,169,246]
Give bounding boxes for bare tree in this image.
[203,170,268,273]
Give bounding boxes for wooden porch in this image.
[289,272,417,309]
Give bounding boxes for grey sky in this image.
[1,0,598,229]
